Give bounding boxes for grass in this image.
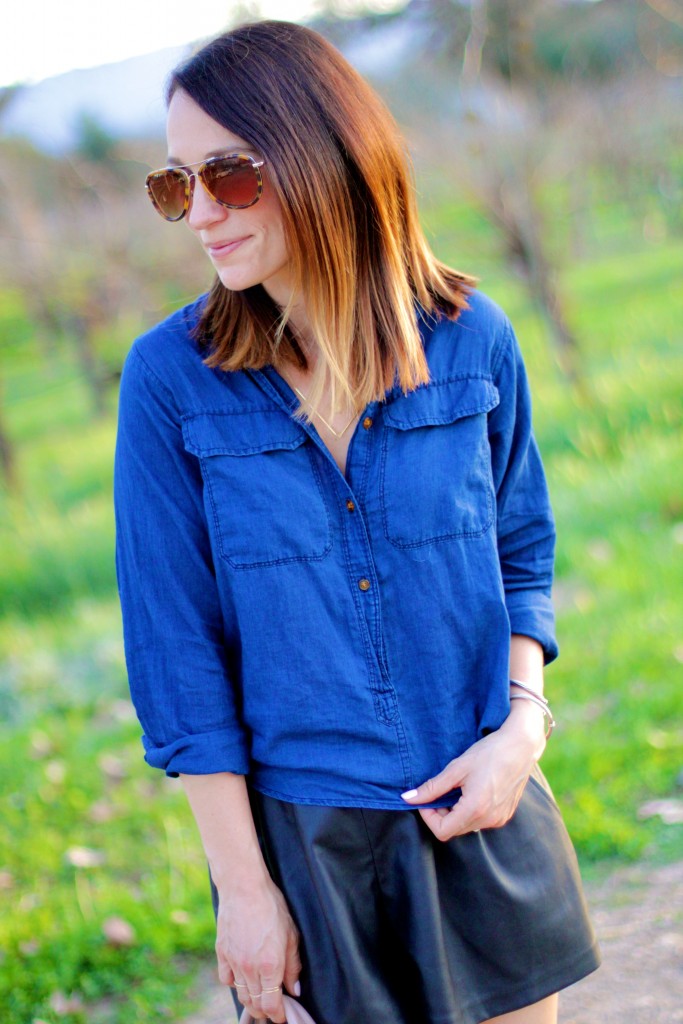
[1,193,682,1021]
[0,605,216,1022]
[0,697,215,1023]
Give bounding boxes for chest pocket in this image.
[380,377,500,547]
[183,411,331,569]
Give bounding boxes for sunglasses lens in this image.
[203,156,260,208]
[146,169,188,221]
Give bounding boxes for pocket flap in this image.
[182,410,307,457]
[384,377,499,430]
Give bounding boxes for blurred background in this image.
[1,1,682,1021]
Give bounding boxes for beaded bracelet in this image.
[509,678,556,738]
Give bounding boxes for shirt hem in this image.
[251,780,457,811]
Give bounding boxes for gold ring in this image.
[261,986,282,994]
[234,982,247,989]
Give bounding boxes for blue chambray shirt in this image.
[114,289,557,810]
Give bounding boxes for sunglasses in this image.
[145,152,265,222]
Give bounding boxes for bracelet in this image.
[509,694,556,738]
[509,680,556,738]
[509,677,548,704]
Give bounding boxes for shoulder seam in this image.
[490,316,513,380]
[128,345,180,414]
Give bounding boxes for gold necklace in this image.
[293,386,356,439]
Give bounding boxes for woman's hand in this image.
[401,697,547,841]
[217,874,301,1023]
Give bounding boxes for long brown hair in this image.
[169,20,474,415]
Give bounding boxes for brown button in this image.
[346,499,355,512]
[362,416,373,430]
[358,578,371,591]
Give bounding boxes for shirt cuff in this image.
[142,728,251,778]
[505,588,559,664]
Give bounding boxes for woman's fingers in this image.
[283,926,303,997]
[216,961,231,986]
[401,755,478,841]
[401,755,466,806]
[234,977,280,1023]
[230,958,299,1023]
[419,800,481,840]
[227,958,286,1022]
[231,980,255,1015]
[219,922,300,1022]
[418,765,530,841]
[402,725,539,841]
[257,923,302,1019]
[258,978,287,1023]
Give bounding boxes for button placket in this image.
[341,404,382,626]
[250,368,390,690]
[326,406,399,731]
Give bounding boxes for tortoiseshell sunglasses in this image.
[145,152,265,222]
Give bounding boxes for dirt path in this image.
[180,859,683,1024]
[559,859,683,1023]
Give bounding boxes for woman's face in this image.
[166,88,293,307]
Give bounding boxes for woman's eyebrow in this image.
[165,146,260,166]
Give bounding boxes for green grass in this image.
[477,236,683,861]
[0,699,215,1024]
[0,609,214,1023]
[1,196,682,1021]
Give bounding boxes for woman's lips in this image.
[206,236,249,258]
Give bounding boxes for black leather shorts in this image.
[215,768,600,1024]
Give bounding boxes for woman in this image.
[115,20,599,1024]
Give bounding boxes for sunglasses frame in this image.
[145,152,266,222]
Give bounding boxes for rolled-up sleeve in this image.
[114,346,250,776]
[488,320,558,663]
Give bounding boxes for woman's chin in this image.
[214,269,257,292]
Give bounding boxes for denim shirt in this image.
[114,289,557,810]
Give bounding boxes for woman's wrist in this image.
[180,772,273,896]
[509,678,556,739]
[504,695,547,762]
[212,852,273,897]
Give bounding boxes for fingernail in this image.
[294,981,301,997]
[401,789,418,800]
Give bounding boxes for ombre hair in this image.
[169,20,475,415]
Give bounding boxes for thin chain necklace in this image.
[293,385,356,439]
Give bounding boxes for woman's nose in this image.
[186,174,228,231]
